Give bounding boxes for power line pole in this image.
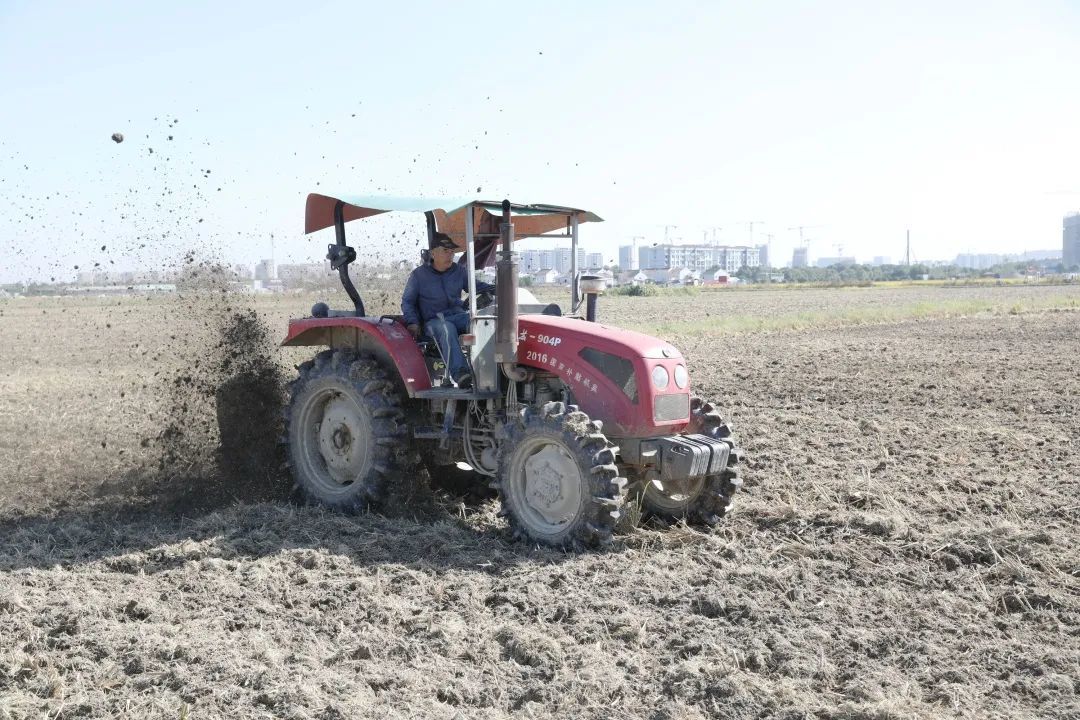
[906,229,910,267]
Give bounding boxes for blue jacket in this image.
[401,262,495,326]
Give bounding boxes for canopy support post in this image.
[571,213,580,312]
[329,200,365,317]
[466,205,477,319]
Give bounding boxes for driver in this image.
[401,232,495,389]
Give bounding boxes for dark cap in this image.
[432,232,458,251]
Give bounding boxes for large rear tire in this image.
[285,349,406,511]
[496,402,626,549]
[639,395,743,525]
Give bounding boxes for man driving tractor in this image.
[401,231,495,389]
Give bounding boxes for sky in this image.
[2,0,1079,282]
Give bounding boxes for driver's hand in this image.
[407,324,421,339]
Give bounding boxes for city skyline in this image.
[38,222,1073,289]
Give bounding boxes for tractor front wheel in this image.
[496,402,626,549]
[285,349,406,511]
[639,395,743,525]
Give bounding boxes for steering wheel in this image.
[476,291,495,309]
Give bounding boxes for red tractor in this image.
[282,194,743,548]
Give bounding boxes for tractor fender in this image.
[282,317,433,396]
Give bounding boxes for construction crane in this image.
[747,221,764,248]
[788,224,824,247]
[787,225,825,269]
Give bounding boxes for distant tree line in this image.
[734,258,1075,284]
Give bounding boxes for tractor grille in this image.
[653,393,690,421]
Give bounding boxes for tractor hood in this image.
[518,315,681,360]
[516,315,690,437]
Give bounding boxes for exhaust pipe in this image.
[495,200,524,380]
[579,274,605,322]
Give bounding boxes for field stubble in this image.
[0,283,1078,719]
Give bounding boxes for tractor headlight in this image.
[674,364,688,388]
[651,365,670,389]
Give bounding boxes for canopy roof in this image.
[305,193,602,247]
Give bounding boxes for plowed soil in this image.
[1,284,1078,719]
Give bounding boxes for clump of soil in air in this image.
[149,289,291,511]
[147,282,440,520]
[110,132,124,143]
[213,309,289,496]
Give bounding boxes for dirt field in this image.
[1,284,1078,719]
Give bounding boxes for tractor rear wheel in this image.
[285,349,406,511]
[496,402,626,549]
[640,395,743,525]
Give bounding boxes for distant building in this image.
[1020,249,1061,261]
[871,256,891,266]
[255,259,275,282]
[955,253,1006,270]
[521,249,541,272]
[619,244,639,271]
[553,247,587,274]
[539,249,556,272]
[78,270,137,285]
[639,245,663,270]
[533,268,559,284]
[132,270,164,284]
[586,252,604,269]
[555,248,572,274]
[642,267,699,285]
[277,262,331,283]
[590,268,616,287]
[816,256,856,268]
[638,244,759,272]
[618,270,648,286]
[792,247,808,268]
[756,244,769,268]
[704,268,731,285]
[1064,213,1080,268]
